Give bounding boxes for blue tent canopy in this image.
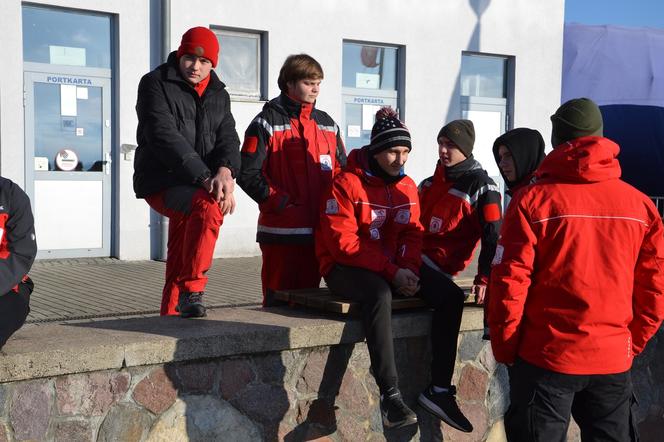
[563,24,664,196]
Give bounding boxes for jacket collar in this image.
[346,147,406,187]
[536,136,621,183]
[433,156,483,183]
[265,93,316,119]
[163,51,225,95]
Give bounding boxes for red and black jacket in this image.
[419,158,502,283]
[316,147,422,281]
[0,177,37,296]
[239,93,346,244]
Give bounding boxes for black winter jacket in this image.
[0,177,37,296]
[134,52,241,198]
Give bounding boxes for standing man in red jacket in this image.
[239,54,346,306]
[489,98,664,441]
[135,27,240,318]
[417,119,501,433]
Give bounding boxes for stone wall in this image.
[0,308,662,441]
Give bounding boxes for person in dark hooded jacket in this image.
[492,127,545,197]
[0,176,37,350]
[134,26,240,318]
[239,54,346,306]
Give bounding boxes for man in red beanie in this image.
[134,26,240,318]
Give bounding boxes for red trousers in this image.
[146,186,223,315]
[259,243,321,306]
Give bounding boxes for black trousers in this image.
[506,358,639,442]
[325,265,398,394]
[0,280,32,351]
[325,264,466,393]
[418,263,465,387]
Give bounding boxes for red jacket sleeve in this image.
[319,176,400,281]
[488,193,537,364]
[629,203,664,355]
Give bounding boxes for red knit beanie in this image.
[176,27,219,67]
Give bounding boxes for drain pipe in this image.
[157,0,171,261]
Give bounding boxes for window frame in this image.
[212,27,268,101]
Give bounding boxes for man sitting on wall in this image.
[0,176,37,350]
[134,26,240,318]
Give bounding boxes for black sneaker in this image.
[418,385,473,433]
[380,388,418,429]
[176,291,206,318]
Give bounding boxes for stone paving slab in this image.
[27,256,264,323]
[27,256,477,324]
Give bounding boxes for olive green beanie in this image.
[437,119,475,158]
[550,98,603,147]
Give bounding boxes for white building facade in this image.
[0,0,565,260]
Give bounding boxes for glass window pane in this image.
[461,55,506,98]
[216,32,260,98]
[343,43,398,91]
[22,5,111,69]
[34,83,103,171]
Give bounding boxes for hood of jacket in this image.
[535,136,621,183]
[492,128,545,189]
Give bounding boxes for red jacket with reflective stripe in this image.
[489,137,664,374]
[238,94,346,244]
[419,160,502,283]
[316,147,423,281]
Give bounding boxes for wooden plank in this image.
[273,290,290,303]
[391,297,428,309]
[276,287,436,316]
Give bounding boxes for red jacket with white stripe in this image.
[489,136,664,374]
[316,147,423,281]
[238,94,346,244]
[419,159,502,283]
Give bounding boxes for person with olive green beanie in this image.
[489,96,664,441]
[550,97,603,148]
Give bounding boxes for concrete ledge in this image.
[0,306,483,383]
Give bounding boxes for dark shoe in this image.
[176,291,206,318]
[418,385,473,433]
[381,388,418,429]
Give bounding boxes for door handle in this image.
[103,152,112,175]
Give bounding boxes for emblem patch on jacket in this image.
[492,244,504,265]
[429,216,442,233]
[325,199,338,214]
[370,209,386,228]
[319,154,332,171]
[395,209,411,224]
[369,228,380,240]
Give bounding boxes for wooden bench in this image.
[274,278,476,316]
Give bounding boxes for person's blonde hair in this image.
[277,54,324,93]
